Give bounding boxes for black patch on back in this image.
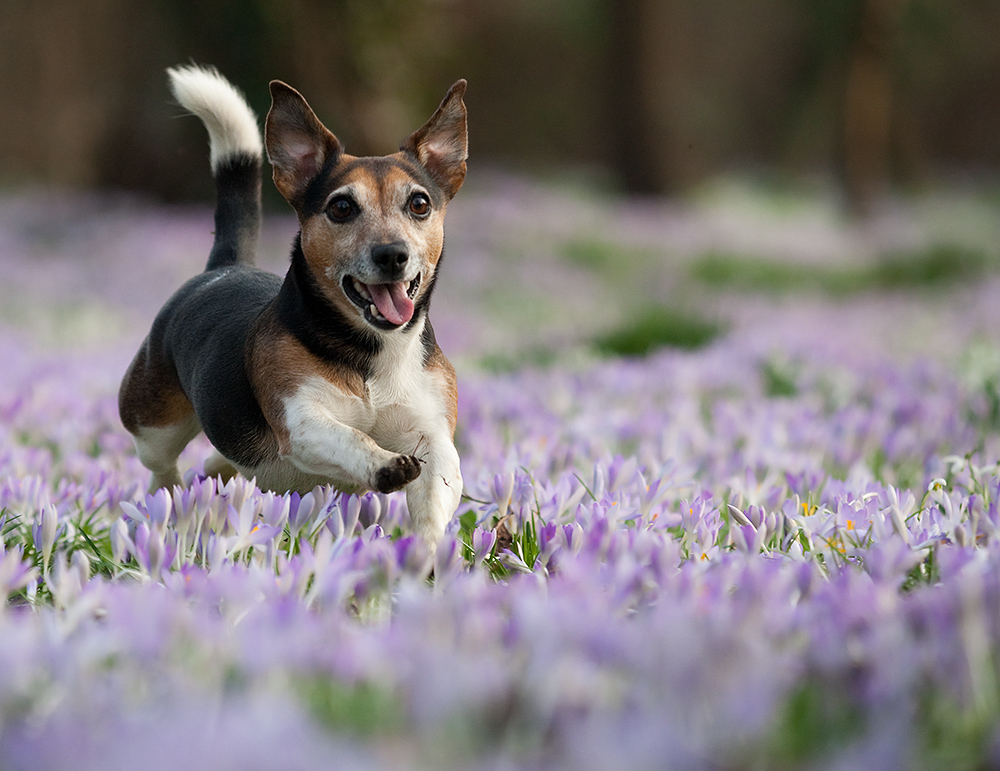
[158,267,281,468]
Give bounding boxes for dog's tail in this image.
[168,65,263,271]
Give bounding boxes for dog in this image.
[118,65,467,543]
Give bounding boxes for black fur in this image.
[374,454,421,493]
[300,151,343,217]
[145,267,280,467]
[420,317,440,367]
[274,236,383,378]
[205,153,262,270]
[406,244,441,335]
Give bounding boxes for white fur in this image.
[364,321,463,540]
[406,437,462,542]
[167,65,262,170]
[132,416,201,491]
[279,376,388,487]
[269,320,462,541]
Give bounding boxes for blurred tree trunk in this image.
[0,0,138,187]
[842,0,908,215]
[609,0,694,195]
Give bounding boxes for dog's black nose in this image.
[371,243,409,275]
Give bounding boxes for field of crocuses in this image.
[4,177,1000,769]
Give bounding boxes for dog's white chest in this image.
[366,337,443,443]
[366,351,424,412]
[283,375,377,435]
[283,330,435,439]
[264,332,447,496]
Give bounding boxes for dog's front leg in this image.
[405,434,463,543]
[281,400,421,494]
[372,410,462,542]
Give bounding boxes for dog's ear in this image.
[265,81,342,203]
[401,80,468,200]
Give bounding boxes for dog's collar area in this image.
[343,274,422,330]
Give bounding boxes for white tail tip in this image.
[167,64,262,170]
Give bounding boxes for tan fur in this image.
[119,346,195,431]
[297,159,448,329]
[248,316,367,455]
[425,344,459,434]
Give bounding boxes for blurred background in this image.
[2,0,1000,214]
[4,0,1000,373]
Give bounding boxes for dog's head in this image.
[265,79,468,332]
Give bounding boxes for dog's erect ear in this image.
[265,81,342,203]
[401,80,468,200]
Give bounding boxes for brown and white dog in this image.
[118,65,467,542]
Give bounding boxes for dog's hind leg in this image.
[203,450,238,483]
[119,345,201,491]
[132,417,201,491]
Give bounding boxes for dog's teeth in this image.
[354,278,371,300]
[369,304,380,318]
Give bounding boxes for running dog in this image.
[119,65,467,542]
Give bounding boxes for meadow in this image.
[3,176,1000,769]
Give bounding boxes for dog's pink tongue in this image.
[368,281,414,325]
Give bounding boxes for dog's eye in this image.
[408,192,431,218]
[327,196,357,222]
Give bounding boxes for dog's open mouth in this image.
[343,274,422,329]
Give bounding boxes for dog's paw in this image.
[374,455,421,493]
